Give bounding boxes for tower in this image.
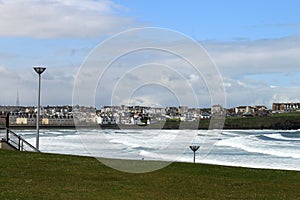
[16,90,20,107]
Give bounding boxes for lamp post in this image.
[33,67,46,150]
[189,145,200,163]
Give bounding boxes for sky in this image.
[0,0,300,108]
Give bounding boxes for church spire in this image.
[16,90,20,107]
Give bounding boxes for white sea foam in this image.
[263,133,300,141]
[17,129,300,171]
[216,135,300,159]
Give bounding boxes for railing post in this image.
[6,113,9,141]
[21,140,23,151]
[18,136,21,150]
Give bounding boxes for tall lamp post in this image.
[33,67,46,150]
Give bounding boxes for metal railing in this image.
[0,128,39,152]
[0,127,6,141]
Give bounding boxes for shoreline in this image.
[8,126,300,130]
[5,112,300,130]
[8,123,300,130]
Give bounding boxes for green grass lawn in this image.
[0,150,299,199]
[161,112,300,130]
[222,112,300,129]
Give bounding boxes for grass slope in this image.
[165,112,300,130]
[0,150,299,199]
[224,113,300,129]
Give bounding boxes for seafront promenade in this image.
[4,112,300,130]
[1,103,300,129]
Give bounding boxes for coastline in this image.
[6,112,300,130]
[8,119,300,130]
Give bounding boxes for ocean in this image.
[18,129,300,172]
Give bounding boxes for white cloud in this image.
[1,22,300,108]
[0,0,136,38]
[223,82,232,88]
[218,76,300,108]
[237,80,247,87]
[0,65,79,106]
[188,74,200,83]
[204,36,300,77]
[0,65,19,78]
[73,32,300,108]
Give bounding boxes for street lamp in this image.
[33,66,46,150]
[189,145,200,163]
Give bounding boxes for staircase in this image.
[0,127,39,152]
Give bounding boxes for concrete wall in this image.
[0,141,16,150]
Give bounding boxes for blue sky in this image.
[0,0,299,108]
[116,0,300,40]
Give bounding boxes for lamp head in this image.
[189,145,200,152]
[33,67,46,75]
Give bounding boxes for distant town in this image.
[0,102,300,127]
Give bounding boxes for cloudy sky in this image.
[0,0,300,108]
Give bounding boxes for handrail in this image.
[1,128,40,152]
[0,127,6,141]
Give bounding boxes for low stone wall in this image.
[0,141,16,150]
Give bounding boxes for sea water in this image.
[18,129,300,171]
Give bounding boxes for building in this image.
[272,103,300,113]
[97,115,117,125]
[211,105,226,116]
[200,112,211,119]
[234,106,255,116]
[178,106,188,115]
[165,107,180,118]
